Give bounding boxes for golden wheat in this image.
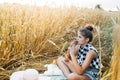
[0,3,119,80]
[111,25,120,80]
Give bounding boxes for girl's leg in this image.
[57,56,71,77]
[62,60,76,72]
[67,73,90,80]
[57,56,90,80]
[62,60,90,80]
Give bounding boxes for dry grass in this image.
[0,3,119,80]
[111,25,120,80]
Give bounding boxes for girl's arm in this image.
[70,46,97,75]
[64,40,78,61]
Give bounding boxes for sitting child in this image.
[57,26,100,80]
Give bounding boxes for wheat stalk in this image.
[111,25,120,80]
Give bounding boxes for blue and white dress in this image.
[77,43,100,80]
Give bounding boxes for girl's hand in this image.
[64,50,71,62]
[64,53,70,62]
[69,46,76,56]
[65,40,78,61]
[69,40,78,47]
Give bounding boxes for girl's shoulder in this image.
[87,44,98,54]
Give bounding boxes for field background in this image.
[0,4,120,80]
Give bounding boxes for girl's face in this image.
[77,32,89,46]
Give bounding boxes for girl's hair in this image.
[79,26,93,43]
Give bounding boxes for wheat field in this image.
[111,25,120,80]
[0,3,120,80]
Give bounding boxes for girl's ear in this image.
[86,38,89,43]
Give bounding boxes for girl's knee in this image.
[67,73,76,80]
[57,56,64,62]
[67,73,87,80]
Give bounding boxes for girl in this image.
[57,26,100,80]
